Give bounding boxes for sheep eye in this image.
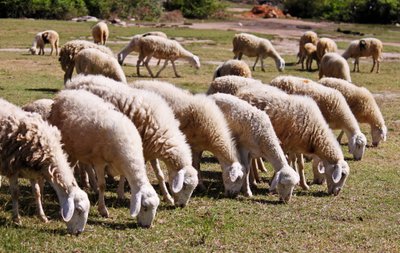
[142,206,148,212]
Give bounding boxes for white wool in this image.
[213,59,252,80]
[342,38,383,73]
[29,30,59,56]
[319,52,352,82]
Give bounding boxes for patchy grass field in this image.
[0,18,399,252]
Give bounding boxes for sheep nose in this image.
[333,188,342,196]
[138,222,151,229]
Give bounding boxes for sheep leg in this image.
[312,158,326,185]
[252,158,261,183]
[256,157,268,173]
[370,59,376,73]
[0,175,2,188]
[9,175,21,225]
[376,60,380,73]
[136,54,146,77]
[193,150,206,191]
[94,164,109,218]
[155,59,169,78]
[150,159,174,205]
[252,56,259,71]
[260,58,266,72]
[31,179,48,223]
[170,61,181,78]
[296,154,310,190]
[337,130,345,144]
[117,175,126,200]
[239,150,253,197]
[143,55,155,78]
[157,59,161,66]
[64,63,75,84]
[85,165,99,194]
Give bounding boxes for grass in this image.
[0,18,400,252]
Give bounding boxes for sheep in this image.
[318,77,387,147]
[304,43,317,71]
[59,40,114,83]
[213,59,252,80]
[232,33,285,72]
[316,37,338,67]
[342,38,383,73]
[0,98,90,235]
[117,31,168,65]
[208,75,350,195]
[48,90,160,227]
[29,30,59,56]
[74,48,127,83]
[270,75,367,161]
[209,93,300,202]
[319,52,352,82]
[92,21,109,45]
[297,31,318,70]
[130,80,245,198]
[22,98,54,120]
[65,74,198,207]
[136,36,200,78]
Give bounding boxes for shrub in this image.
[164,0,226,19]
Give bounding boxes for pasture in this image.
[0,18,399,252]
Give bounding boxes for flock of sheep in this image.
[0,21,387,235]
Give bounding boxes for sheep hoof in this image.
[39,215,49,223]
[12,216,22,226]
[300,184,310,191]
[164,196,175,206]
[261,69,265,72]
[98,207,109,218]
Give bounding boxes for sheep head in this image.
[189,55,201,69]
[348,132,367,160]
[222,162,245,198]
[170,166,198,208]
[29,47,38,55]
[270,165,300,203]
[371,125,387,147]
[275,57,285,72]
[320,159,350,196]
[130,185,160,228]
[63,188,90,235]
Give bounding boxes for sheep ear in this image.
[229,166,243,182]
[61,196,75,222]
[332,165,343,184]
[171,170,185,193]
[317,162,325,174]
[130,191,142,218]
[270,171,281,191]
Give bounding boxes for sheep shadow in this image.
[87,218,139,231]
[295,190,330,198]
[25,88,60,94]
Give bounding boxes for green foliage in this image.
[165,0,226,19]
[134,0,163,21]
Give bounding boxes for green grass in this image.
[0,18,400,252]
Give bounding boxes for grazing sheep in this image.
[270,75,367,161]
[318,77,387,147]
[213,59,252,80]
[232,33,285,72]
[59,40,114,83]
[131,80,245,197]
[304,43,317,71]
[342,38,383,73]
[92,21,109,45]
[209,93,300,202]
[22,98,54,120]
[0,98,90,235]
[66,74,198,207]
[208,76,350,195]
[48,90,159,227]
[75,48,127,83]
[316,37,338,66]
[29,30,59,56]
[117,31,168,65]
[319,52,352,82]
[297,31,318,70]
[136,36,200,78]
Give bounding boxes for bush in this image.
[133,0,163,21]
[164,0,226,19]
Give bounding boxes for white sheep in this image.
[319,52,352,82]
[342,38,383,73]
[232,33,285,72]
[304,42,317,71]
[297,31,318,70]
[270,75,367,161]
[22,98,54,120]
[208,75,350,195]
[316,37,338,67]
[209,93,300,202]
[74,48,127,83]
[131,80,245,197]
[213,59,252,80]
[59,40,114,83]
[66,74,198,207]
[0,98,90,235]
[136,36,200,78]
[29,30,59,56]
[48,90,160,227]
[92,21,109,45]
[318,77,387,147]
[117,31,168,65]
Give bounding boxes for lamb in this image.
[65,74,198,207]
[319,52,352,82]
[304,43,317,71]
[297,31,318,70]
[92,21,109,45]
[270,75,367,161]
[232,33,285,72]
[48,90,160,227]
[59,40,114,83]
[29,30,59,56]
[209,93,300,202]
[213,59,252,80]
[130,80,245,197]
[0,98,90,235]
[316,37,338,67]
[318,77,387,147]
[342,38,383,73]
[74,48,127,83]
[208,75,350,195]
[117,31,168,65]
[136,36,200,78]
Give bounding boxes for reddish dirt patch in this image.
[244,4,286,19]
